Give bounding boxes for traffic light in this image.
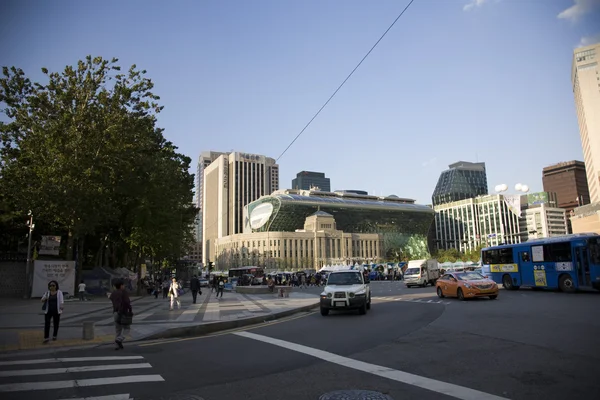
[208,261,214,271]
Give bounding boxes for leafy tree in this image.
[0,56,195,288]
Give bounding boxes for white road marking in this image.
[0,363,152,377]
[58,394,131,400]
[0,375,165,392]
[234,331,509,400]
[0,356,144,366]
[176,305,203,322]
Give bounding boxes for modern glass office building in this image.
[432,161,488,206]
[243,189,435,258]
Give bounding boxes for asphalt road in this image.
[1,282,599,400]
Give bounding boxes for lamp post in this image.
[25,211,35,299]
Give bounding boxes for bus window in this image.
[543,242,572,262]
[499,248,514,263]
[521,251,530,262]
[590,239,600,264]
[482,249,497,264]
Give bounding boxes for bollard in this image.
[82,321,95,340]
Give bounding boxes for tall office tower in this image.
[195,151,226,243]
[542,161,590,232]
[432,161,488,206]
[202,152,279,264]
[571,43,600,203]
[292,171,331,192]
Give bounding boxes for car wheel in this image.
[366,296,371,310]
[489,295,498,300]
[320,307,329,316]
[358,302,367,315]
[457,288,466,301]
[437,287,445,298]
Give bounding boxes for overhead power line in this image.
[276,0,417,162]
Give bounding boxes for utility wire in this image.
[276,0,417,162]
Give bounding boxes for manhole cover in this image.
[319,390,394,400]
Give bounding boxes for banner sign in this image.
[32,260,76,297]
[39,235,61,255]
[503,195,522,217]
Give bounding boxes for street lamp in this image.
[25,211,35,298]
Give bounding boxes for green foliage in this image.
[0,56,195,273]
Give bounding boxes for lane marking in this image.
[138,310,317,347]
[0,356,144,366]
[0,375,165,392]
[0,363,152,377]
[234,331,509,400]
[59,395,131,400]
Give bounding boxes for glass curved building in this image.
[244,190,435,257]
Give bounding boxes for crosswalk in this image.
[0,355,164,399]
[373,296,452,305]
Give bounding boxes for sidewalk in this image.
[0,289,318,352]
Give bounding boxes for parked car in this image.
[436,271,498,300]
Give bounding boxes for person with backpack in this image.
[216,278,224,298]
[109,280,133,350]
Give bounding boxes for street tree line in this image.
[0,56,196,282]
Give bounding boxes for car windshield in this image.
[456,272,485,281]
[327,272,363,285]
[404,268,420,276]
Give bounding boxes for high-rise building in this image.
[542,160,590,232]
[202,152,279,264]
[434,194,521,252]
[195,151,226,243]
[432,161,488,206]
[542,161,590,209]
[518,192,568,241]
[292,171,331,192]
[571,43,600,203]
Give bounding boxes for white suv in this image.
[320,270,371,316]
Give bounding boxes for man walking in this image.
[190,275,201,304]
[109,280,132,350]
[216,278,225,298]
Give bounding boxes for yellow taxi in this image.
[436,271,498,300]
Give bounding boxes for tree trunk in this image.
[134,247,142,296]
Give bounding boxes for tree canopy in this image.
[0,56,196,275]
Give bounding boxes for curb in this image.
[0,302,320,356]
[140,302,320,341]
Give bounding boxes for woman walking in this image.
[41,280,64,343]
[169,278,181,310]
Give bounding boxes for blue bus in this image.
[481,233,600,292]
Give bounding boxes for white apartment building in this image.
[434,194,522,252]
[202,152,279,264]
[519,204,568,242]
[571,43,600,203]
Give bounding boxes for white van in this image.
[404,259,440,287]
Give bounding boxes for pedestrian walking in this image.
[78,280,86,301]
[190,275,201,304]
[216,278,224,298]
[41,280,64,343]
[162,280,169,299]
[109,280,133,350]
[169,278,181,310]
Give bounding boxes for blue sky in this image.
[2,0,599,204]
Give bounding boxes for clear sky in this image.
[2,0,599,204]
